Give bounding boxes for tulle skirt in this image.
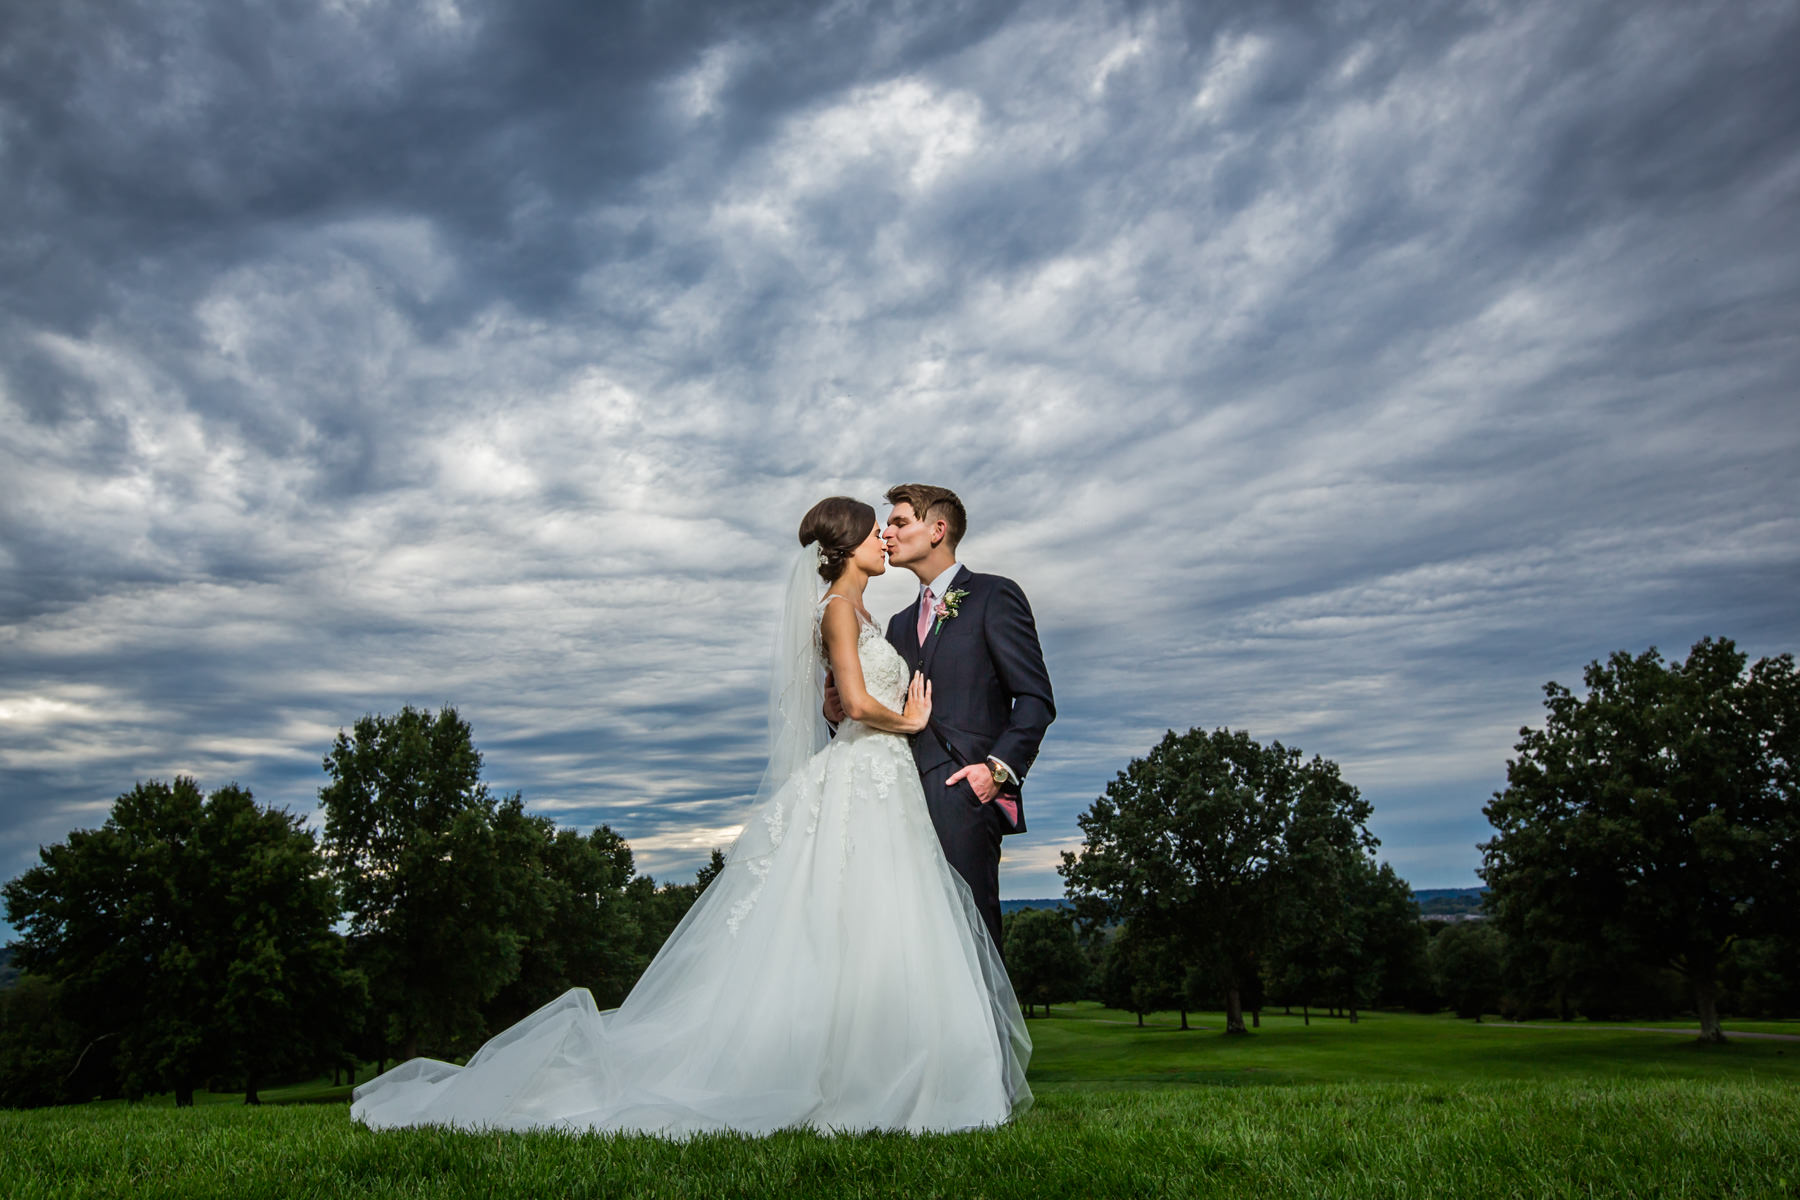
[350,723,1031,1136]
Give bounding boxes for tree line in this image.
[1,706,725,1108]
[1002,637,1799,1040]
[5,636,1795,1107]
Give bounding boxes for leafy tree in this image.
[1096,924,1189,1028]
[1075,919,1110,1000]
[1061,727,1373,1034]
[1480,638,1800,1042]
[485,822,645,1027]
[1498,929,1594,1021]
[1096,930,1145,1026]
[1427,920,1504,1020]
[3,778,357,1104]
[694,849,727,893]
[1263,846,1362,1023]
[0,975,85,1107]
[1269,792,1413,1024]
[195,787,363,1103]
[1723,933,1800,1018]
[1566,954,1683,1022]
[4,778,209,1103]
[1367,886,1434,1012]
[319,706,537,1060]
[1333,858,1425,1020]
[626,854,728,967]
[1002,907,1088,1017]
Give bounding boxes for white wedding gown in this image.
[351,603,1031,1136]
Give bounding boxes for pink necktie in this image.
[916,587,934,644]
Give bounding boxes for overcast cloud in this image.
[3,0,1797,933]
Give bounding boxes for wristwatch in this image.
[985,757,1015,788]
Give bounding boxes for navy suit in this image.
[887,566,1055,952]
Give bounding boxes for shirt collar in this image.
[923,562,962,601]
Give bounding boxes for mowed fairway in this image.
[5,1008,1798,1199]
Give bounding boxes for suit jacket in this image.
[886,566,1055,835]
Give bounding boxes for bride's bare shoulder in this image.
[819,593,857,630]
[820,592,877,627]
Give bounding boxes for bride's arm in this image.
[820,602,930,734]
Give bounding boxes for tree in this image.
[1723,933,1800,1018]
[1307,856,1424,1021]
[319,706,537,1061]
[5,778,209,1103]
[0,975,86,1108]
[1094,928,1148,1026]
[693,849,727,893]
[1002,907,1088,1017]
[1357,864,1431,1010]
[1264,844,1363,1024]
[1427,920,1504,1020]
[626,854,728,967]
[1061,727,1374,1034]
[1480,638,1800,1042]
[3,778,358,1104]
[485,823,645,1027]
[196,786,364,1103]
[1094,924,1190,1027]
[1499,930,1571,1021]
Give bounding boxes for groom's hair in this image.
[885,484,966,550]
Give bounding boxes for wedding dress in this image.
[351,560,1031,1136]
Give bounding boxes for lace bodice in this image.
[820,599,908,715]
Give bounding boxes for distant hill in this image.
[1413,887,1487,916]
[0,947,18,991]
[999,898,1069,914]
[1412,887,1486,902]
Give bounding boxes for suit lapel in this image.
[918,565,970,678]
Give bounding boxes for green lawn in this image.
[1026,1005,1800,1089]
[6,1007,1798,1198]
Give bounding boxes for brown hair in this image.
[884,483,967,550]
[798,496,877,581]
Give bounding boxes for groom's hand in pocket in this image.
[947,761,998,804]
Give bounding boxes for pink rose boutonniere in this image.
[932,588,969,635]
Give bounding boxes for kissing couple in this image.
[353,484,1057,1137]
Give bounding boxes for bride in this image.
[351,497,1032,1136]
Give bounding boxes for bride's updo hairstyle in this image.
[799,496,877,582]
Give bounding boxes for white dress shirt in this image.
[921,563,963,606]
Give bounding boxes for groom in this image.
[833,484,1055,953]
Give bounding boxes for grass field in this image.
[5,1007,1798,1198]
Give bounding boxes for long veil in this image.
[758,545,831,807]
[719,545,829,870]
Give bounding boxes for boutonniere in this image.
[932,588,969,635]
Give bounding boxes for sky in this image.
[3,0,1797,936]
